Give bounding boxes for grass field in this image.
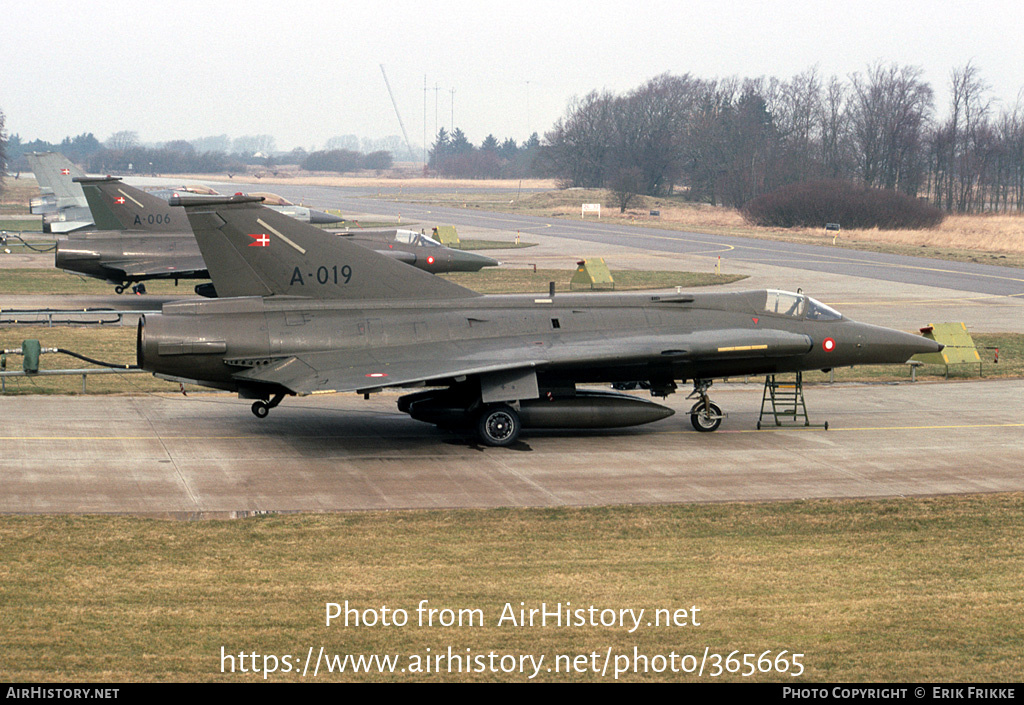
[0,179,39,215]
[1,494,1021,682]
[458,238,537,250]
[0,267,740,298]
[0,219,43,233]
[0,269,199,296]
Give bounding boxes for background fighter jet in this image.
[26,152,94,232]
[56,177,498,294]
[147,186,346,225]
[150,187,495,271]
[56,176,213,294]
[136,195,942,445]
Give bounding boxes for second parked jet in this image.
[55,176,497,294]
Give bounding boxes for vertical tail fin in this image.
[74,176,190,233]
[26,152,87,208]
[176,196,480,301]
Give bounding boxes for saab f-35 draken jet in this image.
[136,195,942,445]
[56,177,497,295]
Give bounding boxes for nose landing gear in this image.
[687,379,724,432]
[251,392,286,418]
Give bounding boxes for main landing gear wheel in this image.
[690,401,723,432]
[115,285,126,294]
[477,405,521,447]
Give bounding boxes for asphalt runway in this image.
[2,380,1022,516]
[3,181,1023,515]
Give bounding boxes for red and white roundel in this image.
[822,337,836,352]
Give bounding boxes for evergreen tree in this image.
[449,128,472,155]
[481,134,500,153]
[428,127,450,169]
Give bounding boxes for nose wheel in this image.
[687,379,724,432]
[251,392,285,418]
[690,400,723,432]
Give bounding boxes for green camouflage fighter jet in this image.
[136,195,942,445]
[55,176,497,294]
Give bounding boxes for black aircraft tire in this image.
[690,401,722,432]
[251,401,270,419]
[477,405,521,447]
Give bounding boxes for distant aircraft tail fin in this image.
[26,152,87,208]
[74,176,190,233]
[175,195,481,300]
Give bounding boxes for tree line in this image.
[1,130,400,176]
[542,62,1024,213]
[429,128,542,179]
[4,60,1023,211]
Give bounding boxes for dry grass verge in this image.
[1,495,1022,681]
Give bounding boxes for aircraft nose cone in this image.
[450,250,499,272]
[865,325,944,363]
[912,336,944,356]
[308,209,344,225]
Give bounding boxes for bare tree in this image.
[105,130,139,151]
[774,68,824,183]
[325,135,360,152]
[232,134,277,156]
[942,62,993,211]
[819,76,853,179]
[718,84,779,207]
[848,63,934,194]
[996,98,1024,211]
[543,91,617,188]
[610,166,644,212]
[190,134,231,153]
[683,79,734,204]
[612,73,697,195]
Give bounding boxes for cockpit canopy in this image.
[248,192,293,206]
[763,290,842,320]
[394,229,443,247]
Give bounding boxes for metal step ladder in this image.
[757,372,828,430]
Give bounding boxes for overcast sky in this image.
[4,0,1022,152]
